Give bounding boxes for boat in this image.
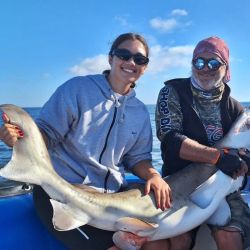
[1,175,250,250]
[0,178,67,250]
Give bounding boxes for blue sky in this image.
[1,0,249,106]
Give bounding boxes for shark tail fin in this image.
[0,151,43,185]
[0,104,54,185]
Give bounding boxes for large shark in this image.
[0,104,250,249]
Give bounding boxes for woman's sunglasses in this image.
[111,48,149,66]
[192,57,225,71]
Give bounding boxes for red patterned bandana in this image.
[193,36,230,83]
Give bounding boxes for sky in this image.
[0,0,249,107]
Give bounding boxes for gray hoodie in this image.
[36,74,152,193]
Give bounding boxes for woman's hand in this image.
[145,173,172,211]
[131,160,173,211]
[0,113,23,147]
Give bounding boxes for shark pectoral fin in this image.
[189,173,220,209]
[206,199,231,226]
[50,199,89,231]
[115,217,158,236]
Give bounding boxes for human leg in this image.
[141,239,170,250]
[168,231,194,250]
[211,191,250,250]
[107,246,120,250]
[142,230,196,250]
[213,229,242,250]
[169,227,199,250]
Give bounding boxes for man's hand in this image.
[239,148,250,175]
[145,173,172,211]
[216,148,247,178]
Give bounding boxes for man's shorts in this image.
[212,191,250,248]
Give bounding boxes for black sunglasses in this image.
[192,57,225,71]
[111,48,149,66]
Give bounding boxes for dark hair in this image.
[105,33,149,88]
[109,32,149,57]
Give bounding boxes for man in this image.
[156,36,250,250]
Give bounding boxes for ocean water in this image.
[0,103,249,172]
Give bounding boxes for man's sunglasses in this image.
[111,48,149,66]
[192,57,225,71]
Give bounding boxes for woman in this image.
[0,33,171,250]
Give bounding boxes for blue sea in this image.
[0,103,249,171]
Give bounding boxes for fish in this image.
[0,104,249,249]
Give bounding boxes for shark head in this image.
[216,107,250,150]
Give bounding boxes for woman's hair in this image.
[104,33,149,88]
[109,32,149,57]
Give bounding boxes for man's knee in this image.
[170,233,193,250]
[213,229,243,250]
[142,239,169,250]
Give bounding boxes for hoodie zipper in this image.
[99,102,118,192]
